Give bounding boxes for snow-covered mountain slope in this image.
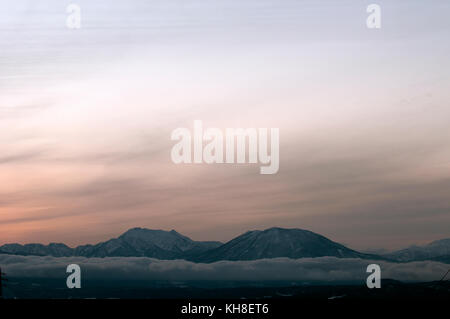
[384,238,450,262]
[0,228,222,259]
[193,227,379,263]
[0,243,73,257]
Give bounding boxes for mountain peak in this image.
[122,227,147,234]
[262,227,309,233]
[194,227,369,263]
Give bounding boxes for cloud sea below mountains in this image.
[0,254,447,284]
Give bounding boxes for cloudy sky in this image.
[0,0,449,250]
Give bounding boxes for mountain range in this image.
[382,238,450,263]
[1,227,449,263]
[0,228,222,260]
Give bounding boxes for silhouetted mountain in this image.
[3,227,448,263]
[0,243,73,257]
[384,238,450,262]
[73,228,222,258]
[193,227,379,263]
[0,228,222,259]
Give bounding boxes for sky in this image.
[0,0,450,251]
